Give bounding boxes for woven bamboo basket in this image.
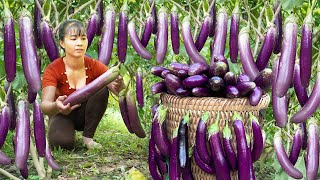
[160,93,271,180]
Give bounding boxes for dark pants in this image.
[48,87,109,150]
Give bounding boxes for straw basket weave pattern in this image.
[160,93,271,180]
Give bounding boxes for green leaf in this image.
[280,0,304,11]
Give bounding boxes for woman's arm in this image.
[41,86,80,116]
[107,75,125,96]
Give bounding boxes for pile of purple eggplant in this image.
[148,105,266,179]
[151,61,272,106]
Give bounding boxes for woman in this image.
[41,19,124,150]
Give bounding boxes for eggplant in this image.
[169,62,190,72]
[165,74,182,93]
[19,9,41,94]
[237,73,251,83]
[151,81,166,95]
[256,26,276,71]
[196,112,211,165]
[195,15,211,52]
[274,14,298,97]
[229,2,240,63]
[208,76,225,92]
[225,86,240,98]
[136,67,144,108]
[41,19,60,61]
[148,138,162,180]
[208,61,228,78]
[274,131,303,179]
[15,100,30,171]
[86,12,98,48]
[291,73,320,123]
[170,128,180,180]
[177,70,188,79]
[118,89,133,133]
[273,0,282,54]
[238,26,259,80]
[208,0,216,37]
[253,68,273,91]
[194,147,215,174]
[170,6,180,54]
[182,157,194,180]
[156,7,168,64]
[300,122,307,150]
[117,2,128,63]
[63,65,120,106]
[176,88,191,97]
[27,87,37,103]
[3,7,16,82]
[222,122,237,171]
[210,7,228,64]
[288,128,302,165]
[96,0,104,36]
[249,86,263,106]
[98,5,115,65]
[33,0,43,49]
[233,113,250,180]
[45,143,60,170]
[151,66,167,77]
[33,100,46,157]
[188,62,209,76]
[4,81,16,131]
[181,16,207,64]
[306,119,319,180]
[293,64,308,106]
[300,11,313,88]
[236,81,256,97]
[192,87,213,97]
[150,0,157,34]
[141,15,153,47]
[250,113,263,162]
[0,105,10,149]
[128,20,152,59]
[182,75,209,89]
[208,115,231,179]
[178,113,190,169]
[247,135,256,180]
[224,72,237,86]
[19,163,28,179]
[0,150,11,165]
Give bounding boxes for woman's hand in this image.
[55,95,81,115]
[107,75,125,96]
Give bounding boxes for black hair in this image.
[58,19,86,41]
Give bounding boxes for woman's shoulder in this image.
[44,57,64,73]
[84,56,107,68]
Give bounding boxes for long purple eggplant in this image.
[182,75,209,89]
[233,113,250,180]
[19,162,28,179]
[96,0,104,36]
[41,19,60,61]
[151,81,166,95]
[291,73,320,123]
[4,82,16,131]
[0,150,11,165]
[45,143,60,170]
[141,15,153,47]
[274,14,297,97]
[250,113,263,162]
[300,11,313,88]
[208,0,216,37]
[274,131,303,179]
[170,128,180,180]
[194,147,215,174]
[272,59,288,128]
[148,138,162,180]
[33,100,46,157]
[300,123,307,150]
[19,9,41,93]
[63,65,120,106]
[156,7,168,64]
[86,11,98,48]
[195,15,211,52]
[293,64,308,106]
[151,66,167,77]
[0,105,10,149]
[222,122,237,171]
[128,20,152,59]
[117,1,128,63]
[152,106,171,157]
[306,119,319,180]
[136,67,144,108]
[178,113,190,169]
[238,26,259,80]
[181,16,207,64]
[98,5,115,65]
[165,74,182,93]
[288,128,302,165]
[256,25,276,71]
[208,115,231,180]
[210,7,228,65]
[15,100,30,171]
[4,7,16,82]
[182,156,194,180]
[119,89,133,133]
[170,6,180,54]
[27,86,37,103]
[195,112,211,165]
[33,0,43,49]
[249,86,263,106]
[246,135,256,180]
[150,0,158,34]
[188,62,209,76]
[225,86,240,98]
[229,2,240,63]
[273,0,282,54]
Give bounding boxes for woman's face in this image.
[60,28,88,58]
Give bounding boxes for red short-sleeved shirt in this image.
[42,56,108,98]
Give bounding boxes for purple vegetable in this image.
[151,66,167,77]
[192,87,212,97]
[182,75,209,89]
[41,19,60,61]
[273,1,282,54]
[165,74,182,93]
[136,67,144,108]
[300,123,307,150]
[253,68,273,91]
[33,0,43,49]
[208,76,225,92]
[194,147,215,174]
[176,88,191,97]
[293,64,308,106]
[208,0,216,37]
[169,62,190,72]
[156,7,168,64]
[178,113,190,169]
[306,120,319,180]
[117,2,128,63]
[141,15,154,47]
[222,123,237,171]
[128,20,152,59]
[208,61,228,78]
[225,86,240,98]
[177,70,188,79]
[151,81,166,95]
[86,12,98,48]
[288,128,302,165]
[4,82,16,131]
[250,114,263,162]
[0,106,10,149]
[33,100,46,157]
[118,89,133,133]
[0,150,11,165]
[249,86,263,106]
[238,26,260,80]
[150,0,157,34]
[170,6,180,54]
[236,81,256,97]
[274,131,303,179]
[224,72,237,86]
[45,143,60,170]
[170,129,180,180]
[27,87,37,103]
[247,135,256,180]
[19,162,28,179]
[274,14,298,97]
[148,138,162,180]
[188,62,209,76]
[229,2,240,63]
[3,7,16,82]
[96,0,104,36]
[195,112,211,165]
[98,5,115,65]
[237,73,251,83]
[256,26,276,71]
[195,15,211,52]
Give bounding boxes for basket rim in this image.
[160,93,270,101]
